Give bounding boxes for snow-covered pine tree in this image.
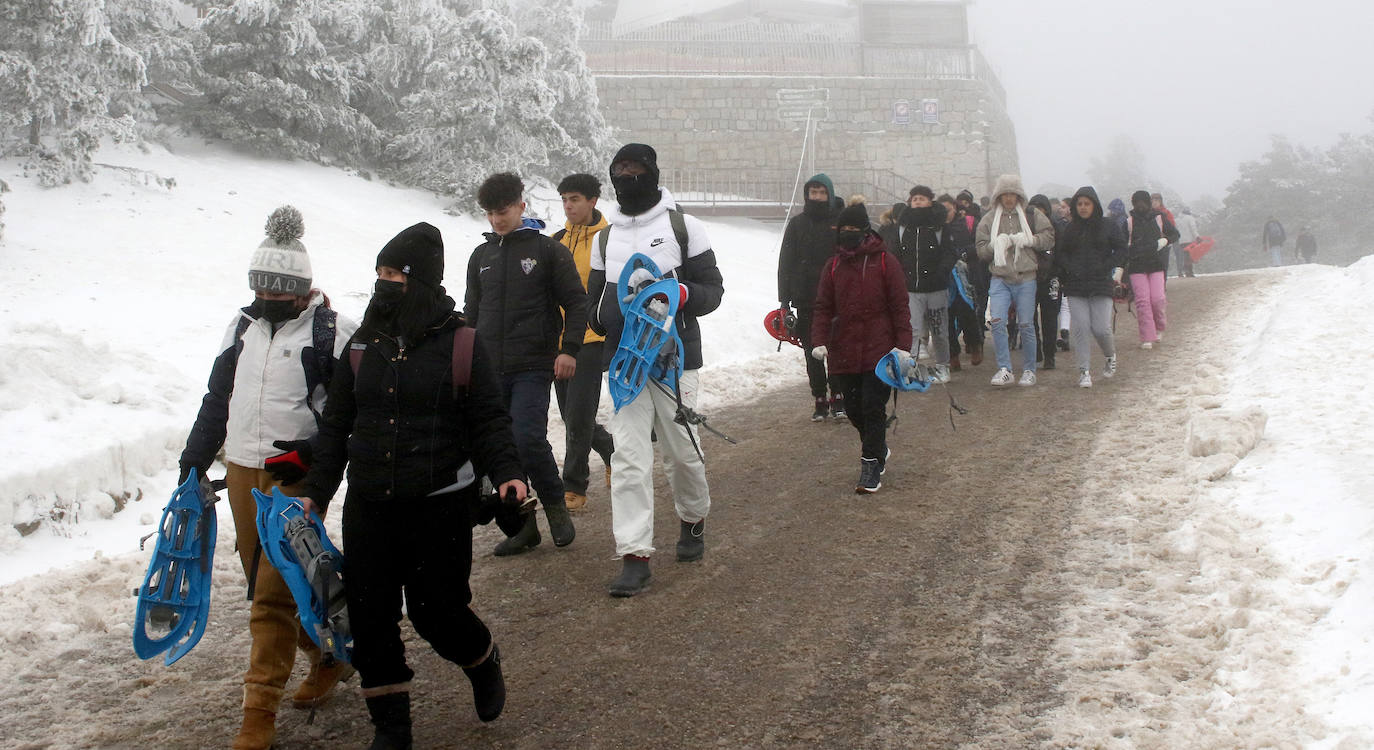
[0,0,148,185]
[187,0,381,165]
[104,0,198,126]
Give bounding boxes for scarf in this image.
[990,203,1031,268]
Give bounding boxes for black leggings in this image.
[829,371,892,460]
[343,486,492,689]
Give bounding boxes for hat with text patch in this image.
[248,205,312,296]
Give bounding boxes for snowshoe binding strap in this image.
[874,351,933,393]
[133,468,218,666]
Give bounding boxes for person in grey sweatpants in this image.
[1053,185,1126,387]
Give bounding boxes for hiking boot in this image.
[811,397,828,422]
[830,394,847,420]
[969,342,983,366]
[609,556,651,597]
[1077,369,1092,388]
[292,659,355,709]
[990,367,1013,386]
[365,691,412,750]
[676,519,705,562]
[544,502,575,547]
[462,644,506,723]
[604,464,612,488]
[856,458,882,494]
[949,354,961,371]
[1058,330,1070,351]
[564,491,587,512]
[492,513,540,556]
[1018,370,1037,387]
[233,684,282,750]
[1103,356,1118,379]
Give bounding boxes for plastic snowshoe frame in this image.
[133,468,217,666]
[253,487,352,665]
[874,350,933,393]
[608,253,685,412]
[764,308,802,348]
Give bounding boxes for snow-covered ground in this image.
[1,141,1371,745]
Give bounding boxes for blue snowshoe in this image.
[608,253,684,411]
[133,468,217,666]
[875,350,933,393]
[252,487,352,665]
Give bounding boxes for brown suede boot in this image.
[969,342,984,366]
[563,490,587,512]
[232,684,283,750]
[292,659,356,709]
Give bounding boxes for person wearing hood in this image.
[811,202,912,494]
[1054,187,1126,387]
[1263,216,1287,267]
[551,173,616,512]
[298,222,529,748]
[587,143,725,597]
[176,207,359,750]
[975,174,1055,386]
[1027,194,1063,371]
[1107,198,1128,233]
[778,173,844,421]
[939,193,982,371]
[1173,206,1200,277]
[892,185,956,381]
[464,172,586,556]
[1125,189,1180,348]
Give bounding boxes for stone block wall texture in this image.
[593,74,1020,199]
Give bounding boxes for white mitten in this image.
[811,345,827,362]
[1015,231,1033,248]
[1156,238,1169,251]
[993,234,1011,254]
[1112,267,1124,283]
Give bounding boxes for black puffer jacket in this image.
[301,309,523,510]
[777,208,837,309]
[893,205,957,293]
[1054,186,1126,299]
[1125,208,1180,275]
[464,223,587,374]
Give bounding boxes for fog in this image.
[967,0,1374,201]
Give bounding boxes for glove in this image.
[1111,267,1124,283]
[1014,232,1032,249]
[621,267,658,303]
[992,234,1011,254]
[811,345,827,362]
[177,465,193,484]
[1156,238,1169,251]
[265,439,313,485]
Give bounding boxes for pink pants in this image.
[1130,271,1167,343]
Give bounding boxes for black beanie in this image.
[1131,190,1152,207]
[377,222,444,289]
[835,203,871,231]
[610,143,660,182]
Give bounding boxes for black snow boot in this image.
[543,501,576,547]
[462,644,506,723]
[365,692,412,750]
[676,519,705,562]
[811,397,827,422]
[608,555,651,597]
[492,513,540,557]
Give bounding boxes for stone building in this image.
[583,0,1019,216]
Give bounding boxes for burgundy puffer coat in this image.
[811,232,913,375]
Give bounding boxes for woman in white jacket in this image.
[177,207,358,750]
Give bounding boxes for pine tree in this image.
[0,0,148,184]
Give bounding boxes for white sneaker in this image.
[1156,331,1164,343]
[1140,341,1153,350]
[1077,369,1092,388]
[1018,370,1037,387]
[932,364,951,384]
[990,367,1013,386]
[1103,356,1117,378]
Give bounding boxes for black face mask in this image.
[371,279,406,316]
[250,297,300,324]
[611,172,661,216]
[837,230,865,249]
[803,198,830,218]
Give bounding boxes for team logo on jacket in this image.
[521,257,537,275]
[650,237,666,247]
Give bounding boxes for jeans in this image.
[1129,272,1167,343]
[1065,296,1115,371]
[988,277,1038,372]
[796,306,832,399]
[553,341,614,495]
[502,370,565,508]
[829,371,892,461]
[1269,244,1284,267]
[907,291,950,364]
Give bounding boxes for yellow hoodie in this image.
[557,209,610,344]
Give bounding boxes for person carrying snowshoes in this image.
[465,172,586,556]
[587,143,725,597]
[777,173,844,421]
[176,206,358,750]
[811,202,912,494]
[297,222,528,749]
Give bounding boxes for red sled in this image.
[764,308,802,348]
[1186,236,1215,263]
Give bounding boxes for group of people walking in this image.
[177,143,721,749]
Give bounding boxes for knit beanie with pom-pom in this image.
[248,205,312,296]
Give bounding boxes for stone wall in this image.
[592,73,1019,200]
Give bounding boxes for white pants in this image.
[609,369,711,557]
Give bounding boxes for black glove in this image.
[265,439,313,485]
[177,465,192,485]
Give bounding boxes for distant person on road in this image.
[1173,206,1200,277]
[958,188,983,223]
[1151,193,1176,279]
[778,173,844,422]
[975,174,1054,387]
[1054,187,1126,388]
[1107,198,1128,234]
[1263,216,1287,267]
[1296,226,1317,263]
[940,193,982,371]
[894,185,956,382]
[1028,194,1063,371]
[811,202,912,494]
[1125,190,1180,349]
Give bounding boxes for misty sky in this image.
[966,0,1374,202]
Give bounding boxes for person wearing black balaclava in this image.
[176,206,359,750]
[893,185,956,382]
[586,143,725,597]
[297,222,529,748]
[777,173,843,421]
